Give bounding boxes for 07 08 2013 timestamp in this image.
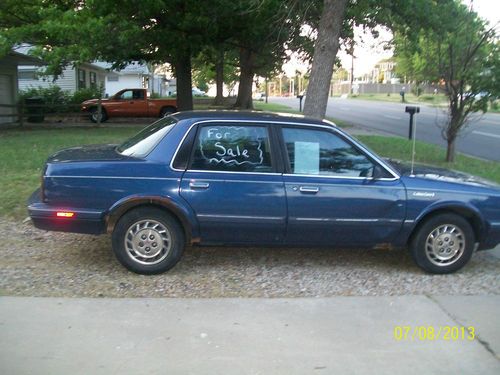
[394,326,475,341]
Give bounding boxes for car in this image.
[192,88,206,96]
[28,111,500,275]
[252,92,266,101]
[81,88,177,123]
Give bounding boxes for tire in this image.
[112,207,185,274]
[160,106,176,117]
[89,108,108,123]
[410,213,475,274]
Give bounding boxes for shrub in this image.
[19,86,72,113]
[70,85,103,104]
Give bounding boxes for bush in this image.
[19,85,104,114]
[18,86,71,113]
[70,86,103,104]
[411,85,423,96]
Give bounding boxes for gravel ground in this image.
[1,218,499,298]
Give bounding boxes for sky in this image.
[283,0,499,78]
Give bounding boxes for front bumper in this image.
[28,188,106,235]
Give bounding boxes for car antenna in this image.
[405,106,420,176]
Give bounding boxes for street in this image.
[269,97,500,162]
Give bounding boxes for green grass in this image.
[358,135,500,184]
[1,120,499,220]
[0,127,142,219]
[350,93,448,106]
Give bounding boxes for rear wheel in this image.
[89,108,108,123]
[112,207,185,274]
[410,213,475,274]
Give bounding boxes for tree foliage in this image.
[394,0,499,161]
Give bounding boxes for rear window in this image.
[117,117,177,157]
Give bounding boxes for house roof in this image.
[93,61,150,75]
[3,51,44,66]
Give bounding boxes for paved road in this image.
[269,97,500,161]
[1,296,499,374]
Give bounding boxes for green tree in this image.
[394,1,499,162]
[1,0,221,111]
[229,0,300,109]
[301,0,443,118]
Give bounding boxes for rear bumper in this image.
[28,189,106,235]
[478,222,500,251]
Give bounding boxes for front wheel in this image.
[89,108,108,123]
[112,207,185,274]
[410,213,475,274]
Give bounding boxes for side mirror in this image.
[372,164,386,179]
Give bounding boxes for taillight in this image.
[56,212,75,218]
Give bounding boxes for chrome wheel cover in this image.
[425,224,465,266]
[124,220,171,265]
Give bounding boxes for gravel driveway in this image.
[1,218,499,298]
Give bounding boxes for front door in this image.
[179,123,286,244]
[280,126,406,247]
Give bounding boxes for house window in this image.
[89,72,97,87]
[78,69,86,89]
[108,75,119,82]
[18,70,37,80]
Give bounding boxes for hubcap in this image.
[124,220,171,265]
[425,224,465,266]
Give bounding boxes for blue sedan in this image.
[28,111,500,274]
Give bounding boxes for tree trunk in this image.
[234,48,255,109]
[173,50,193,111]
[213,49,224,106]
[446,138,456,162]
[303,0,348,119]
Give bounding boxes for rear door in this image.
[178,122,287,244]
[280,125,406,247]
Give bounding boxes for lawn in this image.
[349,93,448,106]
[0,126,142,219]
[1,121,498,220]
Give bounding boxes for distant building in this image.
[371,59,398,84]
[94,62,171,97]
[16,46,106,94]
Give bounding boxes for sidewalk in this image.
[1,296,498,374]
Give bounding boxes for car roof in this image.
[171,110,336,127]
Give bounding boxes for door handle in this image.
[299,186,319,194]
[189,182,210,189]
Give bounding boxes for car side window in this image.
[120,90,133,100]
[133,90,144,100]
[190,125,273,173]
[282,127,375,177]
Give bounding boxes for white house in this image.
[18,62,107,93]
[0,51,43,124]
[94,62,169,97]
[95,62,150,96]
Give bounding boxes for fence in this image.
[0,99,111,128]
[330,83,439,96]
[0,97,240,128]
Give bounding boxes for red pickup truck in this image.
[81,88,177,123]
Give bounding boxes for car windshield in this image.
[117,117,177,157]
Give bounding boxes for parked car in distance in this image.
[192,88,206,96]
[81,88,177,123]
[252,92,266,101]
[28,111,500,275]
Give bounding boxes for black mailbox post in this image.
[297,94,304,112]
[405,106,420,140]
